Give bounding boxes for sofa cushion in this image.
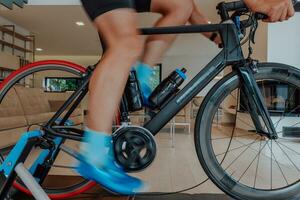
[0,127,27,149]
[0,116,28,131]
[26,112,55,125]
[14,86,51,115]
[0,87,25,117]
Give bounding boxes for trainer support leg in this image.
[0,130,43,199]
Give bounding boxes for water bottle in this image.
[124,70,143,112]
[148,68,187,109]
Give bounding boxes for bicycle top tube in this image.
[140,23,222,35]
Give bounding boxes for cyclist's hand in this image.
[213,33,222,46]
[243,0,295,22]
[206,32,223,48]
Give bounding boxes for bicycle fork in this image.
[238,64,278,139]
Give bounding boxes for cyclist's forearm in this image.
[189,2,221,44]
[189,3,212,39]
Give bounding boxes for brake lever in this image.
[249,19,258,44]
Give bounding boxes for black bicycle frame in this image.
[141,22,277,137]
[44,20,277,140]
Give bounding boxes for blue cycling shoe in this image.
[134,62,157,106]
[75,129,145,195]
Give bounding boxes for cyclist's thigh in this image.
[149,0,192,13]
[92,9,140,47]
[81,0,135,21]
[81,1,140,46]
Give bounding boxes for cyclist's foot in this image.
[134,62,157,106]
[75,128,145,195]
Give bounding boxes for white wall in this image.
[268,13,300,67]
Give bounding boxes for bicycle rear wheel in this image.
[195,63,300,200]
[0,60,95,199]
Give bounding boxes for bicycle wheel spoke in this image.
[224,136,260,171]
[276,141,300,156]
[253,139,263,188]
[270,140,273,189]
[211,133,256,141]
[275,140,300,174]
[236,117,257,130]
[275,106,300,130]
[215,137,261,157]
[237,139,269,182]
[273,89,298,128]
[229,93,256,130]
[268,141,289,186]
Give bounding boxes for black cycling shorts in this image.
[81,0,152,21]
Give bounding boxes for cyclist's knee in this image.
[174,0,193,21]
[111,35,143,61]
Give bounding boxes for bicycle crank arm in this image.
[238,66,278,139]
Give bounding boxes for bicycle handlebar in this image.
[222,0,246,11]
[218,0,298,21]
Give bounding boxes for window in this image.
[0,68,13,81]
[44,77,82,92]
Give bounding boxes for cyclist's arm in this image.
[189,1,222,45]
[243,0,295,22]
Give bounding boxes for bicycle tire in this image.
[195,62,300,200]
[0,60,96,199]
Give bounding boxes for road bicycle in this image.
[0,1,299,199]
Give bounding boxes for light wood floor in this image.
[25,122,300,194]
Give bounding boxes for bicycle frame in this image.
[0,20,278,198]
[44,20,277,139]
[48,22,243,139]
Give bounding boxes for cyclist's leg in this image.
[140,0,194,66]
[189,1,222,45]
[88,12,142,133]
[134,1,222,105]
[78,1,145,194]
[133,0,193,104]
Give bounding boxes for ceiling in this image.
[0,1,221,56]
[1,5,106,55]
